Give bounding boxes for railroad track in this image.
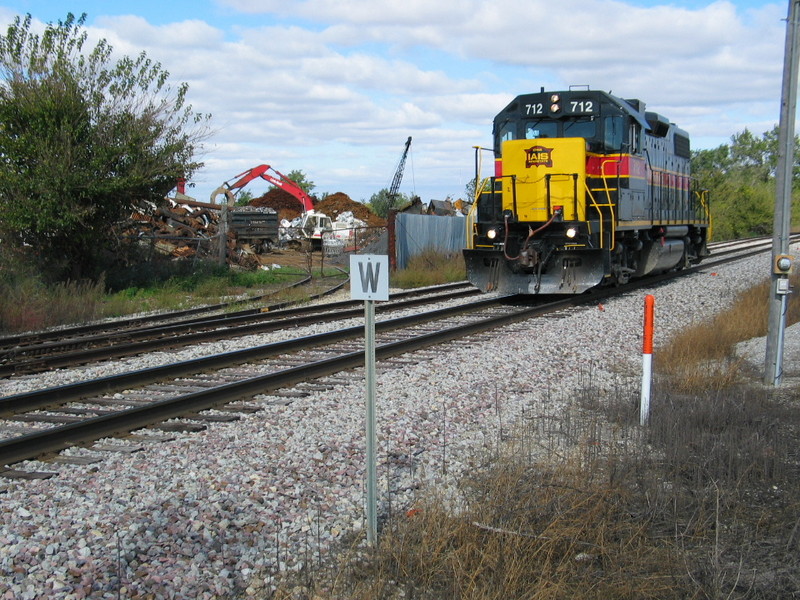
[0,280,479,377]
[0,239,780,474]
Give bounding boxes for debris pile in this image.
[249,189,308,221]
[250,191,385,228]
[126,204,220,258]
[124,191,385,267]
[315,193,386,228]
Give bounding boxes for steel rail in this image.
[0,284,479,376]
[0,280,469,362]
[0,294,569,467]
[0,239,770,404]
[0,242,774,468]
[0,273,323,349]
[0,292,509,415]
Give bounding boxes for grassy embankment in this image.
[0,262,332,336]
[0,250,464,336]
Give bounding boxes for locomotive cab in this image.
[464,88,710,295]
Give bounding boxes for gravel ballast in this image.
[0,253,786,599]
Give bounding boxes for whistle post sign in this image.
[350,255,389,301]
[349,254,388,545]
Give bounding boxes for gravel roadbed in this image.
[0,253,781,599]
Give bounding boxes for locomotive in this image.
[463,87,710,294]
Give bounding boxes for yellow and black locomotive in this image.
[463,87,710,294]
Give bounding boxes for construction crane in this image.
[387,136,412,210]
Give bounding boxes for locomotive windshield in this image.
[563,118,596,139]
[497,113,627,154]
[525,120,558,139]
[520,117,596,140]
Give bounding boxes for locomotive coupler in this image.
[518,246,540,269]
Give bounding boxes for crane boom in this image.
[387,136,412,209]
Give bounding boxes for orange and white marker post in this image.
[640,295,655,426]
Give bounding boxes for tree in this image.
[285,169,315,195]
[368,188,410,218]
[0,13,210,282]
[235,190,254,207]
[691,126,800,239]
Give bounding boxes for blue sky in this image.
[0,0,790,203]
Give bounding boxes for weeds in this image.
[655,272,800,391]
[0,275,108,334]
[291,378,800,600]
[391,250,466,288]
[0,260,310,335]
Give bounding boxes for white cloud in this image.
[0,1,789,201]
[95,15,224,49]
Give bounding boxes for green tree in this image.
[235,190,254,206]
[691,126,800,239]
[285,169,315,195]
[464,179,477,202]
[0,13,210,281]
[465,177,493,202]
[368,188,411,218]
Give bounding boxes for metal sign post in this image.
[350,255,389,546]
[765,0,800,385]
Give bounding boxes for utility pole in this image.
[765,0,800,385]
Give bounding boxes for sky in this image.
[0,0,791,203]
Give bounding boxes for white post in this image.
[349,255,389,546]
[364,299,377,545]
[640,295,655,426]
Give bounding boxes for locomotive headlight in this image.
[565,227,578,239]
[550,94,560,103]
[550,103,560,113]
[487,228,498,240]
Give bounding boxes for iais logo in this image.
[525,145,553,168]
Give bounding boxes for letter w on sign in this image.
[359,261,381,293]
[350,255,389,301]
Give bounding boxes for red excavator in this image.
[210,164,332,250]
[209,164,314,212]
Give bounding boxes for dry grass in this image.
[346,462,691,600]
[282,378,800,600]
[655,272,800,391]
[0,263,312,336]
[0,276,109,334]
[391,250,467,289]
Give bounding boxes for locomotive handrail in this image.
[599,157,621,205]
[584,180,616,251]
[694,188,713,239]
[544,173,579,219]
[474,176,492,202]
[592,161,620,251]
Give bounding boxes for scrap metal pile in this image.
[123,191,385,268]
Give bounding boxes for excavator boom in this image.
[213,164,314,212]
